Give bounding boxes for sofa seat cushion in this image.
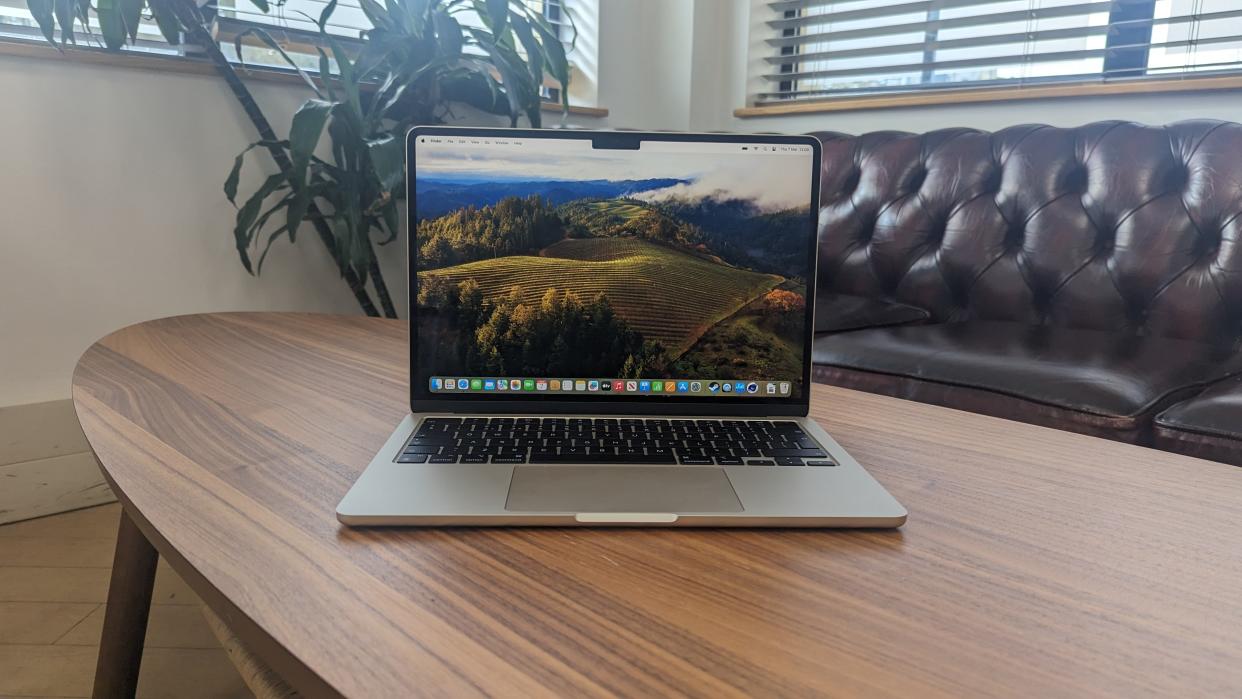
[812,322,1242,441]
[1152,377,1242,466]
[814,291,929,334]
[1155,375,1242,439]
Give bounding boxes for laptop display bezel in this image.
[406,126,822,417]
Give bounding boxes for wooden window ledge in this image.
[0,37,609,117]
[735,74,1242,117]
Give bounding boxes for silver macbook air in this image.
[336,127,906,527]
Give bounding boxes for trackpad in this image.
[506,466,743,513]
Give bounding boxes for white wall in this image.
[0,59,377,407]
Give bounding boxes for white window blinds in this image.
[754,0,1242,103]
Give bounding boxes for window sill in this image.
[0,36,609,118]
[734,74,1242,118]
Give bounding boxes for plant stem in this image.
[167,0,381,317]
[368,243,398,318]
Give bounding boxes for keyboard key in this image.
[679,457,714,465]
[717,457,743,465]
[530,453,677,465]
[396,453,429,463]
[806,460,837,467]
[428,455,457,464]
[491,455,527,464]
[423,417,462,426]
[403,445,442,454]
[460,455,488,464]
[764,448,828,458]
[775,456,804,466]
[745,459,775,466]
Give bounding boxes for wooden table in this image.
[73,312,1242,698]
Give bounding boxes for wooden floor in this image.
[0,502,252,698]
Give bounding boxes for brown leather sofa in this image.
[809,120,1242,458]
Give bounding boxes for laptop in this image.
[336,127,906,527]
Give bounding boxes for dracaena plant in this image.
[25,0,571,318]
[225,0,572,318]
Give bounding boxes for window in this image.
[0,0,588,104]
[750,0,1242,104]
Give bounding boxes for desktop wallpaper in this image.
[413,139,814,393]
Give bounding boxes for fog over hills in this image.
[416,177,688,217]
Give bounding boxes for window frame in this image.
[741,0,1242,117]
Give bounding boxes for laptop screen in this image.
[409,129,819,406]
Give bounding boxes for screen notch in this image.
[591,133,641,150]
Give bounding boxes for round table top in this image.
[73,312,1242,698]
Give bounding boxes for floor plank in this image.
[137,648,252,698]
[0,504,121,539]
[0,537,116,568]
[0,505,251,698]
[0,645,97,697]
[0,567,112,604]
[0,602,99,645]
[57,604,219,649]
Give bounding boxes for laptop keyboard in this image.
[395,417,837,467]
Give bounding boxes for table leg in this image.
[92,509,159,699]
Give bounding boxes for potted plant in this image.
[26,0,571,317]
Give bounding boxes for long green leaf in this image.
[148,0,182,46]
[508,13,542,87]
[326,35,363,124]
[317,0,337,31]
[379,199,399,245]
[489,42,537,125]
[466,27,527,124]
[256,224,290,274]
[26,0,56,46]
[531,13,569,112]
[482,0,508,35]
[366,134,403,193]
[223,140,289,204]
[52,0,75,45]
[224,149,250,206]
[119,0,142,41]
[233,173,287,274]
[286,99,333,241]
[432,9,462,57]
[315,47,337,101]
[357,0,392,32]
[95,0,126,50]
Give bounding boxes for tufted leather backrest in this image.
[812,120,1242,345]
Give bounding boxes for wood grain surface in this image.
[71,313,1242,698]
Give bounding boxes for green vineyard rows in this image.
[424,238,782,356]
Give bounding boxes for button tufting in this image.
[839,168,861,197]
[904,165,927,193]
[1196,223,1223,257]
[815,120,1242,346]
[1166,164,1190,193]
[982,167,1003,194]
[1004,222,1026,251]
[1062,165,1088,195]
